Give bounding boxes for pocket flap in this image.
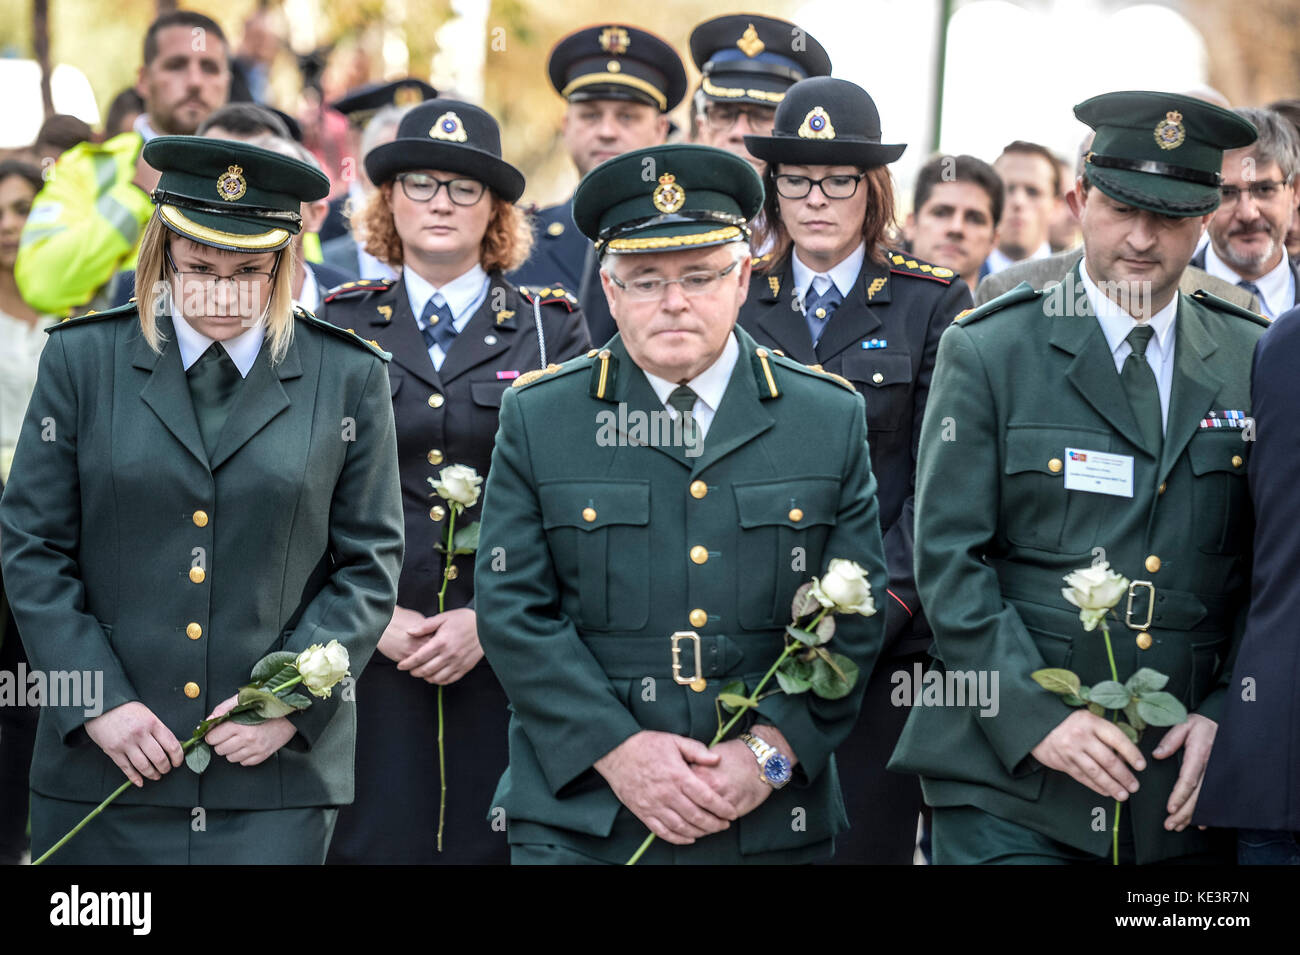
[1186,433,1249,476]
[733,477,840,529]
[1004,426,1111,475]
[470,379,511,408]
[538,480,651,531]
[842,351,912,388]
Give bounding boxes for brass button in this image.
[183,682,200,699]
[186,622,202,641]
[446,564,459,580]
[1231,455,1243,468]
[689,608,707,628]
[427,449,444,465]
[872,372,884,384]
[690,545,709,565]
[788,507,804,522]
[1158,482,1167,495]
[815,307,826,319]
[189,566,205,584]
[582,507,597,522]
[428,393,445,408]
[1145,555,1161,574]
[1048,458,1063,473]
[192,509,208,527]
[689,480,708,499]
[755,348,769,358]
[1136,633,1153,650]
[429,505,445,522]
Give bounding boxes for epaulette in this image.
[322,278,395,304]
[954,282,1041,326]
[47,301,138,332]
[519,285,579,312]
[1190,288,1271,328]
[886,251,957,284]
[511,354,591,390]
[295,307,392,360]
[750,252,772,268]
[761,348,857,395]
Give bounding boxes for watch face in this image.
[764,753,792,784]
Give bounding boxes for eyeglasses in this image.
[1218,180,1290,205]
[774,172,866,200]
[702,103,776,134]
[165,247,276,289]
[396,172,486,206]
[608,259,741,301]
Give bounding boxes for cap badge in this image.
[652,173,686,213]
[430,111,468,142]
[737,24,765,58]
[798,106,835,140]
[394,84,424,107]
[599,27,630,55]
[1154,110,1185,151]
[216,164,247,202]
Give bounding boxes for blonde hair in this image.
[356,184,534,274]
[135,210,298,364]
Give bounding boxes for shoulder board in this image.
[954,282,1041,326]
[764,349,857,394]
[295,307,392,359]
[48,302,138,332]
[322,278,395,304]
[750,252,772,268]
[886,251,957,284]
[518,285,579,311]
[1190,289,1270,328]
[510,355,590,390]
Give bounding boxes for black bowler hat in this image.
[364,99,525,202]
[331,78,438,126]
[689,14,831,108]
[547,24,688,113]
[144,136,330,253]
[744,77,906,168]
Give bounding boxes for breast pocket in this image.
[1187,432,1250,554]
[733,478,840,629]
[470,380,512,410]
[538,480,650,631]
[1003,426,1111,553]
[841,352,913,433]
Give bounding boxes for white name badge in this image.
[1063,447,1134,498]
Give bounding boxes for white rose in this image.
[1061,562,1130,632]
[295,640,351,699]
[811,559,876,616]
[429,464,482,510]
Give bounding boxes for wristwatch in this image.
[740,731,792,789]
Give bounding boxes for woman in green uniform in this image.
[0,136,404,864]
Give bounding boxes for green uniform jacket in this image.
[888,275,1266,864]
[474,325,888,863]
[0,304,404,810]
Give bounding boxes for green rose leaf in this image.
[185,741,211,774]
[1087,701,1105,717]
[717,693,756,712]
[250,651,298,683]
[775,659,814,695]
[1123,700,1147,732]
[1062,693,1087,707]
[810,652,859,700]
[239,686,297,719]
[452,521,481,555]
[229,710,268,726]
[1125,667,1169,695]
[717,681,747,712]
[1117,721,1140,744]
[1088,681,1131,709]
[1136,692,1188,727]
[785,623,816,647]
[791,582,819,621]
[814,615,836,644]
[280,692,313,710]
[1031,668,1082,697]
[261,663,300,694]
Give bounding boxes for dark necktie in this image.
[420,298,458,353]
[1120,325,1162,452]
[1237,279,1265,315]
[667,385,700,451]
[186,342,244,458]
[803,281,843,346]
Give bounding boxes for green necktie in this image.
[667,384,700,453]
[186,342,244,458]
[1120,325,1162,453]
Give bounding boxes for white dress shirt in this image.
[792,241,866,306]
[171,303,266,378]
[1079,259,1177,433]
[404,263,490,371]
[641,331,740,442]
[0,307,50,483]
[1202,242,1295,320]
[985,241,1052,276]
[296,266,322,314]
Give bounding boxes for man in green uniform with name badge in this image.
[475,143,888,864]
[889,92,1265,864]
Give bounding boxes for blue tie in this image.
[802,282,842,346]
[420,298,458,353]
[1237,279,1267,317]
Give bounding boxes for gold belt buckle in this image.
[1125,580,1155,631]
[670,630,707,693]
